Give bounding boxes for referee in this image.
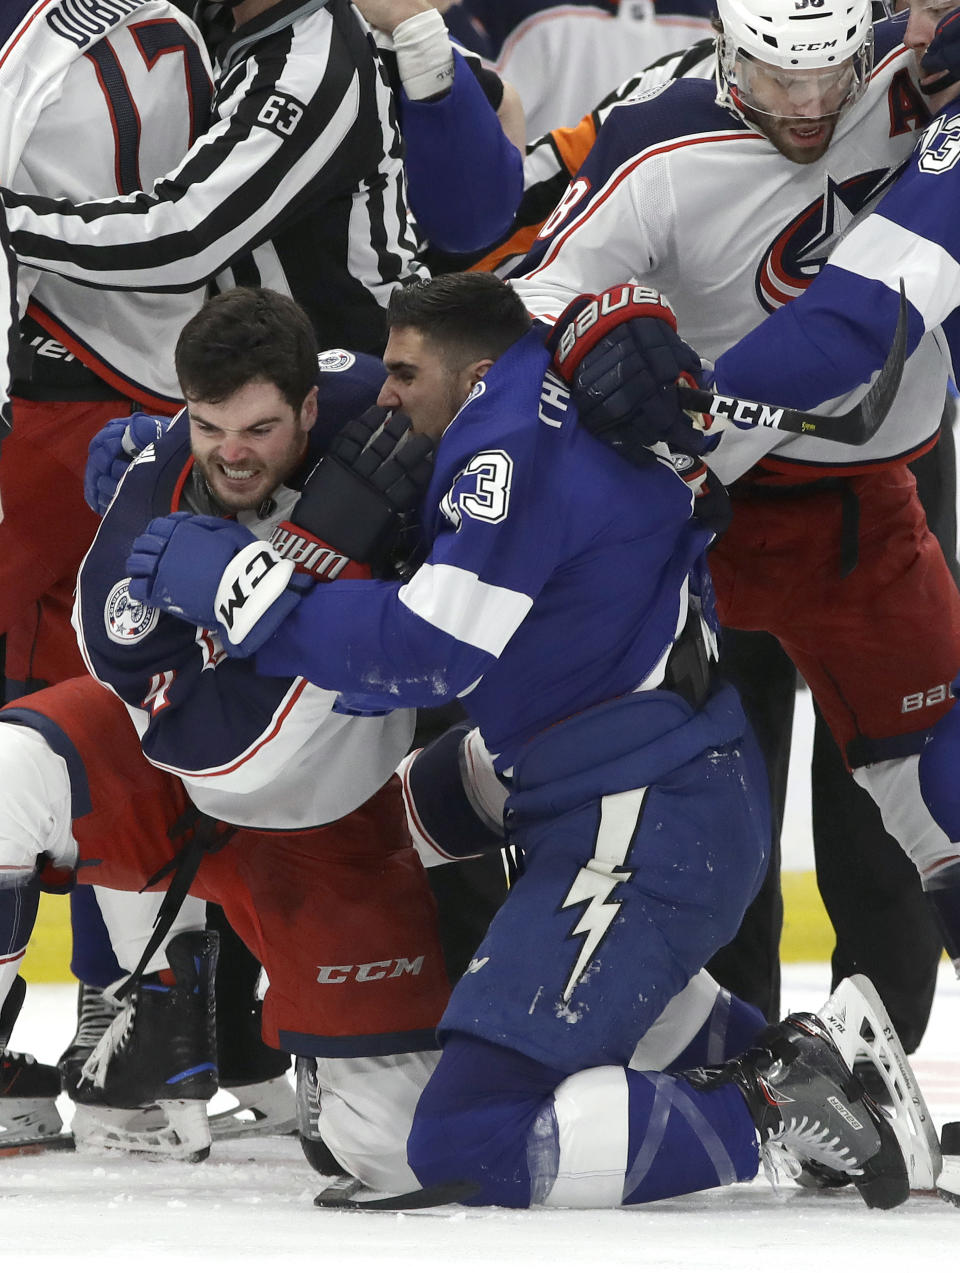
[2,0,427,353]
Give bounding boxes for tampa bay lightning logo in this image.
[755,166,905,313]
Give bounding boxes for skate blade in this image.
[815,974,941,1190]
[210,1077,296,1140]
[72,1099,211,1162]
[0,1098,63,1142]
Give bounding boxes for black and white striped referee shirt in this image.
[2,0,427,355]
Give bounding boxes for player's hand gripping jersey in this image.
[74,357,414,830]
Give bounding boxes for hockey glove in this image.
[547,284,720,462]
[85,412,170,515]
[269,405,435,581]
[920,7,960,95]
[127,511,312,657]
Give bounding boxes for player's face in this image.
[898,0,960,112]
[188,378,317,511]
[377,327,481,441]
[735,56,856,162]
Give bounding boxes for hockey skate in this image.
[70,930,219,1162]
[684,989,916,1209]
[0,977,63,1147]
[58,981,121,1097]
[814,974,941,1192]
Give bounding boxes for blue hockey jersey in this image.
[256,328,715,769]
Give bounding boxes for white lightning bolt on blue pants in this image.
[408,682,771,1206]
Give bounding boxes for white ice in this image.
[5,963,959,1273]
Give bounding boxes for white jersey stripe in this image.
[399,561,533,657]
[829,213,960,333]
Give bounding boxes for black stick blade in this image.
[677,279,909,446]
[314,1179,479,1210]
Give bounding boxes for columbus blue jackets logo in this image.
[104,578,159,645]
[316,348,356,373]
[756,167,905,312]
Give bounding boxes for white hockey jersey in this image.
[513,18,949,480]
[1,0,212,409]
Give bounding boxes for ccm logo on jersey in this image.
[316,956,425,984]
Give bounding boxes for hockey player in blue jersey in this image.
[123,271,930,1210]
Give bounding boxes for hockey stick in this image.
[313,1179,480,1210]
[676,280,909,445]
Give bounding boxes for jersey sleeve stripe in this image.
[828,214,960,332]
[141,676,312,780]
[398,562,533,657]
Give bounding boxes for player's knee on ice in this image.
[407,1030,762,1209]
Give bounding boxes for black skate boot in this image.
[208,907,293,1139]
[71,930,220,1161]
[0,976,63,1145]
[58,982,121,1100]
[683,1011,909,1210]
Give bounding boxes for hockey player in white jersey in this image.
[511,0,960,1029]
[0,0,526,1154]
[0,287,457,1171]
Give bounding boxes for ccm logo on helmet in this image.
[316,956,425,984]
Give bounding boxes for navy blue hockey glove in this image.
[127,512,312,657]
[547,284,720,462]
[269,406,434,581]
[920,7,960,95]
[85,412,170,515]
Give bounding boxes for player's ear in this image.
[301,384,319,433]
[467,359,494,389]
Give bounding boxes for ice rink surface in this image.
[4,964,959,1273]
